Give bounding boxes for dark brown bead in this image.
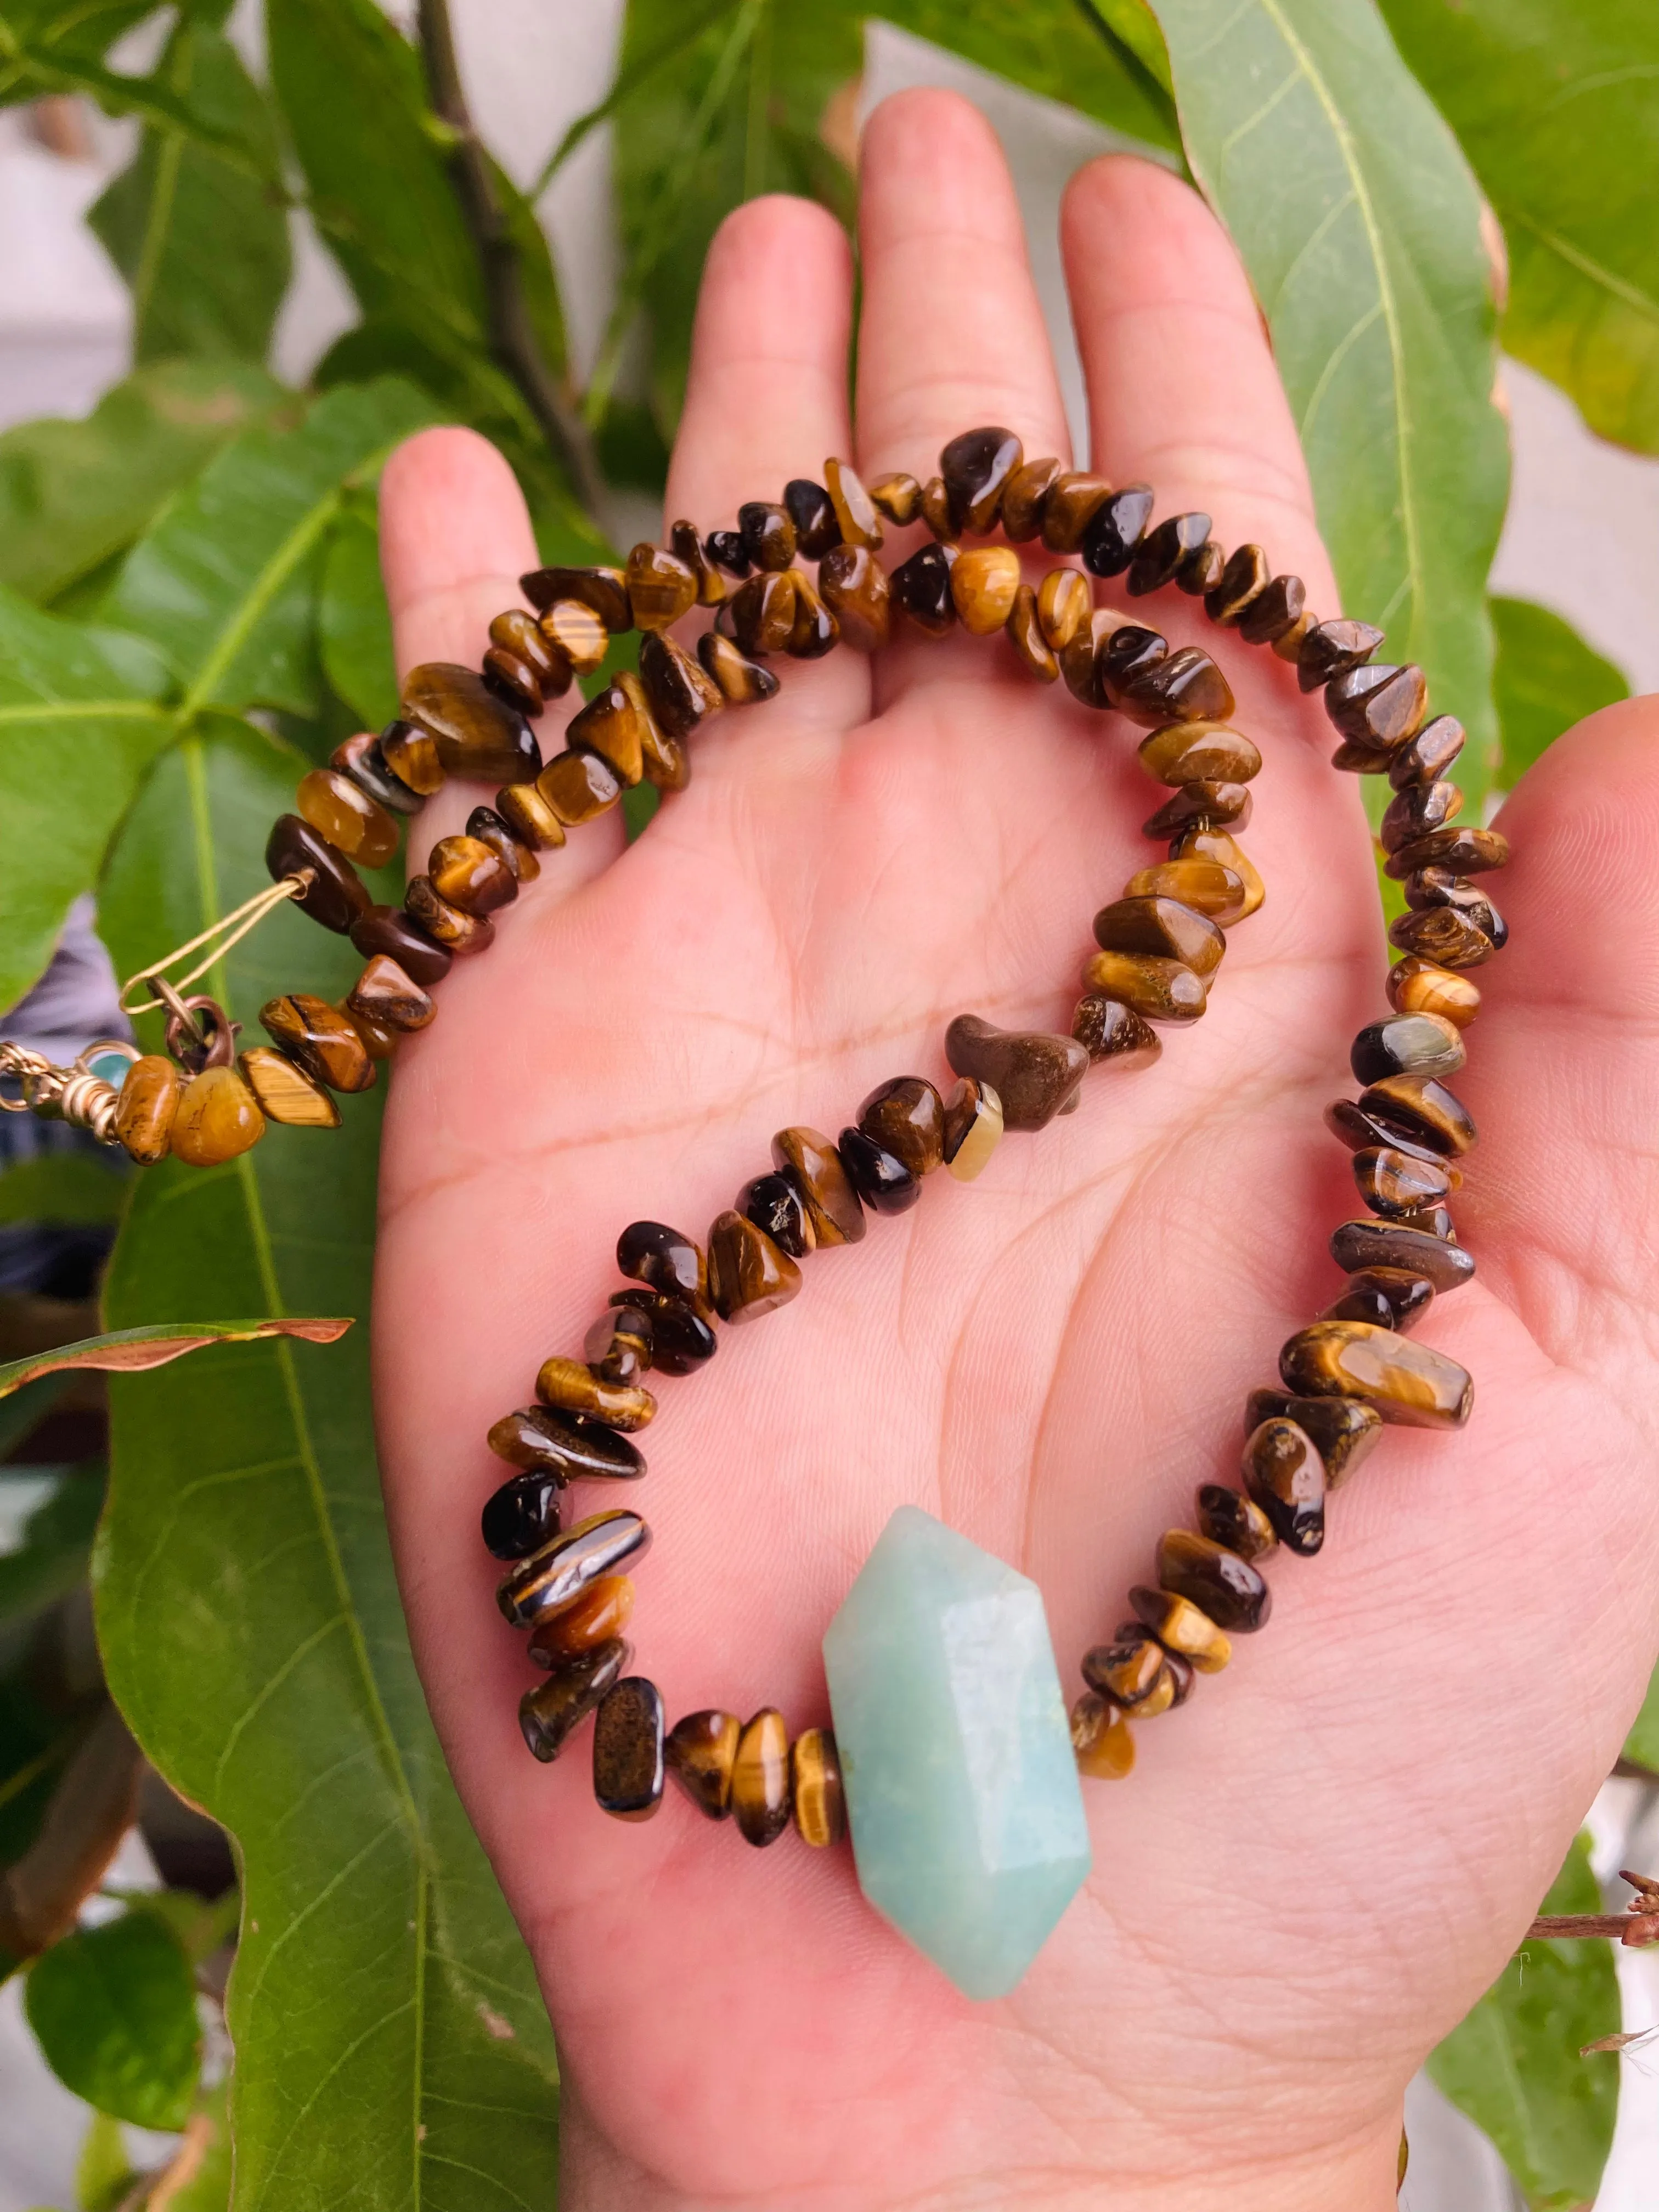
[1321,1266,1436,1331]
[1138,722,1262,785]
[481,1470,563,1560]
[1403,871,1505,942]
[857,1076,945,1176]
[891,543,956,636]
[707,1210,802,1322]
[868,472,922,527]
[1204,543,1269,626]
[1081,486,1155,577]
[1350,1012,1466,1085]
[1005,582,1058,682]
[351,905,453,989]
[1352,1146,1453,1220]
[1060,610,1116,707]
[1082,1632,1178,1715]
[582,1305,653,1387]
[920,475,955,541]
[1244,1391,1383,1488]
[639,630,724,741]
[1110,644,1235,729]
[1271,608,1316,662]
[520,1639,630,1763]
[786,569,840,658]
[732,1709,792,1847]
[347,955,433,1034]
[1194,1483,1277,1563]
[666,1709,740,1818]
[1237,574,1306,646]
[1280,1320,1472,1429]
[791,1727,845,1847]
[617,1219,707,1306]
[404,874,494,955]
[1081,950,1207,1023]
[626,542,698,629]
[837,1126,921,1215]
[593,1677,665,1820]
[335,729,428,814]
[1127,512,1210,597]
[1324,1097,1448,1168]
[259,993,376,1093]
[668,519,726,607]
[1000,455,1060,542]
[489,1403,646,1482]
[1156,1530,1271,1632]
[528,1573,635,1666]
[940,1077,1004,1180]
[498,1510,650,1630]
[1325,663,1427,749]
[738,1171,815,1260]
[1380,780,1462,854]
[296,767,400,868]
[1358,1073,1476,1156]
[378,718,448,796]
[1389,714,1465,789]
[1242,1418,1325,1556]
[1329,1217,1475,1291]
[496,779,568,851]
[1395,1199,1457,1240]
[535,1356,655,1432]
[704,529,749,577]
[1386,825,1509,881]
[1389,904,1499,968]
[939,425,1023,534]
[771,1127,865,1247]
[1178,540,1226,595]
[727,569,799,656]
[1096,621,1166,699]
[1041,471,1113,553]
[945,1013,1088,1131]
[698,629,780,705]
[565,674,649,788]
[403,663,541,783]
[1298,616,1384,692]
[483,643,547,716]
[1071,994,1160,1069]
[1142,780,1253,839]
[738,501,797,573]
[1093,894,1225,979]
[428,833,518,916]
[608,1289,717,1375]
[266,814,370,934]
[520,563,631,631]
[466,804,538,884]
[817,543,890,653]
[538,748,623,826]
[783,478,840,559]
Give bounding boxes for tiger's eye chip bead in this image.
[626,542,698,629]
[737,501,796,573]
[1126,512,1210,596]
[1194,1483,1277,1564]
[347,956,433,1035]
[567,673,654,789]
[466,805,538,884]
[405,874,494,955]
[938,425,1023,533]
[1297,617,1384,693]
[539,748,623,827]
[698,629,781,706]
[611,1289,717,1374]
[1006,583,1059,682]
[1081,950,1207,1025]
[817,544,891,653]
[1351,1147,1453,1221]
[1072,995,1160,1070]
[1071,1691,1135,1779]
[727,569,799,656]
[1143,780,1252,839]
[1279,1322,1472,1429]
[170,1065,266,1167]
[824,457,883,549]
[920,476,955,541]
[1037,567,1091,651]
[1111,646,1236,730]
[640,631,724,741]
[497,1403,646,1483]
[941,1077,1004,1182]
[791,1726,845,1847]
[428,834,517,917]
[1386,956,1481,1028]
[337,728,431,812]
[868,471,922,526]
[521,563,631,631]
[1236,574,1305,647]
[1094,894,1225,978]
[530,1573,635,1665]
[838,1126,920,1216]
[945,1014,1087,1132]
[1241,1419,1325,1555]
[782,479,840,560]
[296,768,400,869]
[1242,1392,1383,1488]
[891,544,956,636]
[707,1210,802,1321]
[738,1171,815,1260]
[593,1677,666,1820]
[1040,471,1111,554]
[1081,1633,1177,1716]
[520,1639,630,1764]
[1204,543,1269,626]
[731,1709,792,1847]
[402,663,541,784]
[950,546,1022,635]
[1328,1218,1475,1292]
[584,1304,653,1385]
[667,1709,740,1818]
[498,1509,651,1631]
[857,1077,945,1176]
[260,994,376,1093]
[1123,859,1247,926]
[702,529,749,578]
[786,569,839,659]
[1357,1073,1476,1156]
[232,1044,336,1131]
[1138,723,1262,787]
[1322,1266,1435,1332]
[266,814,370,935]
[482,1471,562,1561]
[1156,1529,1271,1632]
[1128,1587,1232,1672]
[113,1054,181,1164]
[1170,826,1265,918]
[534,1355,656,1434]
[1081,486,1155,578]
[617,1220,709,1307]
[668,520,726,606]
[771,1128,865,1246]
[1350,1013,1466,1085]
[1001,455,1060,541]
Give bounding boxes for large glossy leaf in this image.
[26,1910,201,2130]
[89,19,291,366]
[0,1318,351,1398]
[1149,0,1511,811]
[1429,1833,1620,2209]
[100,379,437,720]
[1491,595,1629,789]
[0,589,172,1016]
[1623,1660,1659,1771]
[1380,0,1659,453]
[318,494,397,731]
[0,1153,128,1227]
[97,723,560,2208]
[0,1464,101,1624]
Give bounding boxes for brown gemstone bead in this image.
[786,569,839,658]
[1322,1266,1435,1332]
[477,639,545,711]
[1036,567,1091,651]
[367,723,443,802]
[1325,1095,1448,1168]
[519,1639,630,1764]
[891,543,956,636]
[868,471,922,526]
[1005,583,1058,681]
[1082,1632,1174,1712]
[791,1726,845,1847]
[1081,950,1207,1023]
[584,1304,653,1385]
[666,1709,741,1818]
[1272,608,1317,661]
[626,541,698,629]
[340,999,396,1062]
[727,568,799,655]
[1071,994,1160,1069]
[404,875,494,955]
[1071,1692,1135,1779]
[1329,1218,1475,1291]
[782,480,840,560]
[1280,1320,1472,1428]
[1093,894,1225,978]
[534,1355,656,1433]
[1380,780,1463,854]
[1137,723,1262,787]
[1352,1146,1453,1219]
[266,813,370,934]
[1351,1012,1466,1085]
[403,664,540,783]
[539,599,608,678]
[489,608,566,693]
[494,780,567,852]
[823,456,883,550]
[498,1510,650,1630]
[669,520,727,607]
[738,501,798,573]
[739,1172,815,1259]
[1141,781,1253,840]
[260,994,376,1093]
[1242,1418,1325,1555]
[592,1677,665,1821]
[1386,825,1510,881]
[1386,956,1481,1028]
[1060,610,1116,707]
[482,1470,561,1562]
[640,630,724,740]
[816,543,891,653]
[944,1013,1087,1131]
[698,629,780,705]
[999,455,1060,541]
[771,1128,865,1246]
[704,531,749,578]
[1403,870,1505,938]
[1358,1072,1476,1156]
[1204,543,1269,626]
[707,1211,801,1323]
[521,563,631,631]
[490,1403,646,1483]
[428,833,518,916]
[563,674,647,788]
[114,1054,180,1164]
[1194,1484,1278,1564]
[919,475,955,541]
[1237,574,1305,646]
[1389,713,1465,789]
[1040,471,1111,553]
[1125,857,1239,928]
[528,1573,634,1666]
[731,1709,792,1847]
[1156,1529,1271,1632]
[949,546,1020,635]
[1326,663,1427,751]
[1388,904,1498,968]
[538,749,622,826]
[1244,1391,1383,1488]
[1111,645,1235,729]
[296,768,399,869]
[608,1288,716,1374]
[466,805,538,884]
[170,1065,265,1167]
[941,1077,1004,1182]
[939,425,1022,533]
[837,1127,920,1215]
[347,955,433,1035]
[1128,1587,1232,1672]
[617,1220,708,1306]
[1081,487,1155,577]
[1170,827,1266,917]
[858,1076,945,1176]
[642,716,690,793]
[1298,616,1384,692]
[1180,540,1227,595]
[1127,512,1211,597]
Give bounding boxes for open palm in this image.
[369,92,1659,2211]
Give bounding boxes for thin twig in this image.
[1526,1870,1659,1946]
[416,0,610,527]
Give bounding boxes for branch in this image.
[416,0,611,529]
[1526,1870,1659,1947]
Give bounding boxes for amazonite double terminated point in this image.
[822,1506,1092,1999]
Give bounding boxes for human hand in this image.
[370,87,1659,2212]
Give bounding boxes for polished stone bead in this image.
[1351,1012,1465,1085]
[738,501,797,573]
[1000,455,1060,542]
[1179,540,1227,595]
[1097,622,1167,701]
[1170,826,1265,916]
[347,955,433,1036]
[1081,949,1207,1023]
[1142,781,1253,842]
[814,544,888,654]
[481,1471,562,1561]
[1386,956,1481,1028]
[465,804,538,885]
[838,1125,920,1214]
[824,456,883,549]
[697,629,780,706]
[607,1289,716,1374]
[1389,904,1499,968]
[1071,994,1160,1069]
[260,994,376,1093]
[565,675,646,787]
[1093,894,1224,978]
[1194,1484,1277,1563]
[727,568,799,655]
[519,1639,630,1763]
[771,1127,866,1246]
[1138,722,1262,787]
[1082,1632,1176,1714]
[340,998,397,1063]
[639,709,690,794]
[951,545,1022,635]
[627,541,698,628]
[593,1677,665,1820]
[429,833,518,916]
[941,1077,1005,1181]
[938,425,1022,533]
[1298,616,1384,692]
[489,1403,646,1482]
[731,1709,792,1847]
[1325,1098,1451,1169]
[403,664,541,783]
[920,475,955,541]
[823,1505,1091,1997]
[786,569,840,658]
[1352,1145,1453,1220]
[1156,1528,1271,1631]
[707,1209,801,1321]
[1127,1587,1232,1672]
[1036,567,1091,651]
[704,530,749,578]
[738,1170,815,1260]
[114,1054,180,1164]
[267,813,370,934]
[783,477,840,560]
[1237,574,1305,646]
[859,1076,945,1176]
[666,1709,741,1818]
[521,563,631,631]
[1280,1321,1471,1428]
[617,1218,708,1306]
[868,471,922,526]
[494,779,568,852]
[534,1355,656,1433]
[538,748,623,826]
[170,1065,265,1167]
[1329,1218,1475,1291]
[1403,871,1506,945]
[1111,644,1235,729]
[498,1510,650,1630]
[529,1572,634,1665]
[404,874,494,955]
[1040,471,1112,553]
[945,1013,1087,1131]
[1386,825,1509,881]
[668,520,726,607]
[1081,486,1155,577]
[329,731,425,819]
[296,768,399,869]
[1322,1265,1436,1331]
[1393,1199,1458,1241]
[1123,858,1248,926]
[1380,780,1463,854]
[640,630,724,741]
[1071,1691,1135,1780]
[891,543,956,636]
[1389,714,1465,789]
[584,1303,653,1385]
[1060,610,1118,707]
[1326,663,1427,751]
[791,1726,845,1847]
[1242,1418,1325,1555]
[1127,512,1210,597]
[1358,1072,1476,1156]
[1271,608,1317,661]
[1006,583,1059,681]
[483,641,551,718]
[1204,543,1269,626]
[1243,1391,1383,1488]
[539,597,608,677]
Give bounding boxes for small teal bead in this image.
[822,1505,1091,1999]
[87,1048,136,1089]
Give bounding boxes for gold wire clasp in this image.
[117,873,314,1020]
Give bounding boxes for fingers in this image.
[1062,155,1335,605]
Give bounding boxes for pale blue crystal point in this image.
[822,1505,1092,1999]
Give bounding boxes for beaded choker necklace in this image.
[2,426,1505,2001]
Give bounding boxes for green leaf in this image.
[26,1911,201,2130]
[1379,0,1659,453]
[0,1657,89,1866]
[100,378,438,720]
[1623,1657,1659,1771]
[74,2108,134,2212]
[0,360,286,611]
[1149,0,1511,814]
[318,495,397,730]
[95,723,560,2207]
[1491,595,1630,788]
[89,20,291,366]
[0,1154,129,1228]
[0,1464,103,1626]
[1429,1833,1620,2209]
[0,587,173,1015]
[0,1318,352,1399]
